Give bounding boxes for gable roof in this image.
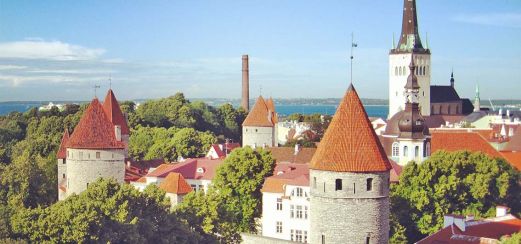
[265,97,278,124]
[57,128,70,159]
[67,98,125,149]
[242,96,275,127]
[147,158,225,180]
[158,172,193,194]
[500,152,521,171]
[430,85,461,103]
[431,132,503,158]
[102,89,130,135]
[261,163,309,193]
[418,215,521,243]
[310,84,392,172]
[267,147,316,164]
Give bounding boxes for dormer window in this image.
[196,167,205,173]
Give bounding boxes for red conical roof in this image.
[57,128,70,159]
[67,98,125,149]
[310,84,391,172]
[102,89,130,135]
[242,96,275,127]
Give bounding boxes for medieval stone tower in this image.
[389,0,431,117]
[58,97,126,200]
[310,84,392,244]
[242,96,277,148]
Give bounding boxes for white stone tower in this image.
[310,84,392,244]
[473,84,481,112]
[389,0,431,118]
[397,57,430,165]
[242,96,277,148]
[63,98,125,199]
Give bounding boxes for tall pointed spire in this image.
[395,0,426,52]
[473,84,481,112]
[450,70,455,87]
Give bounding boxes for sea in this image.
[0,102,390,119]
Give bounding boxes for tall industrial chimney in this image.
[242,54,250,112]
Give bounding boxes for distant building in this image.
[417,206,521,243]
[157,172,193,206]
[261,163,310,242]
[309,84,392,244]
[388,0,473,118]
[57,89,130,200]
[205,142,240,159]
[242,96,278,148]
[131,158,224,195]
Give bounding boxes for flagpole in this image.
[350,33,357,84]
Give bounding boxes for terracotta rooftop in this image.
[418,215,521,243]
[261,163,309,193]
[158,172,193,194]
[56,128,70,159]
[208,143,241,158]
[242,96,275,127]
[102,89,130,135]
[431,132,503,159]
[310,84,392,172]
[500,152,521,171]
[147,158,225,180]
[389,159,403,183]
[267,147,316,164]
[265,97,278,124]
[67,98,125,149]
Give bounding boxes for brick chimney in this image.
[242,54,250,112]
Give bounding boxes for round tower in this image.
[310,84,391,244]
[65,98,126,198]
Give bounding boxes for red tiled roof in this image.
[389,159,403,183]
[242,96,275,127]
[310,85,392,172]
[267,147,316,164]
[261,163,309,193]
[500,152,521,171]
[208,143,241,158]
[56,128,70,159]
[418,215,521,243]
[158,172,193,194]
[147,158,225,180]
[265,97,278,124]
[102,89,130,135]
[431,132,503,158]
[67,98,125,149]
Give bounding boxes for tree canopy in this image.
[390,151,521,242]
[10,178,199,243]
[176,147,275,243]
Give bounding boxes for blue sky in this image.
[0,0,520,101]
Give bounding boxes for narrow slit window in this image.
[335,179,342,191]
[367,178,373,191]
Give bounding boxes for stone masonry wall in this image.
[310,170,390,244]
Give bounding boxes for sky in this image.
[0,0,520,101]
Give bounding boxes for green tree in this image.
[391,151,521,242]
[500,232,521,244]
[10,178,199,243]
[176,147,275,243]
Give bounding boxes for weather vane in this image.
[93,84,100,98]
[109,74,112,89]
[350,32,358,84]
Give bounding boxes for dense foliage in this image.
[176,147,275,243]
[390,151,521,243]
[11,178,199,243]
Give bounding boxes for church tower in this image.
[397,57,430,165]
[389,0,431,118]
[310,84,391,244]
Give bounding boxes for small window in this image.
[415,146,419,157]
[335,179,342,191]
[86,183,89,188]
[403,146,408,157]
[62,173,65,179]
[276,221,282,233]
[313,177,317,189]
[323,182,326,193]
[295,187,303,197]
[305,206,308,219]
[366,236,370,244]
[190,184,197,191]
[276,198,282,211]
[96,152,101,159]
[255,129,258,132]
[112,153,114,158]
[79,152,83,159]
[291,230,295,241]
[322,234,325,244]
[392,143,399,157]
[296,205,303,219]
[290,205,295,218]
[87,153,90,159]
[367,178,373,191]
[353,183,356,194]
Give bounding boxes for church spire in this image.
[395,0,426,52]
[399,56,426,139]
[473,84,481,112]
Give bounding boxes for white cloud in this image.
[0,40,105,60]
[452,13,521,28]
[0,65,27,70]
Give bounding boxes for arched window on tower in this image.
[403,146,408,157]
[392,142,399,157]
